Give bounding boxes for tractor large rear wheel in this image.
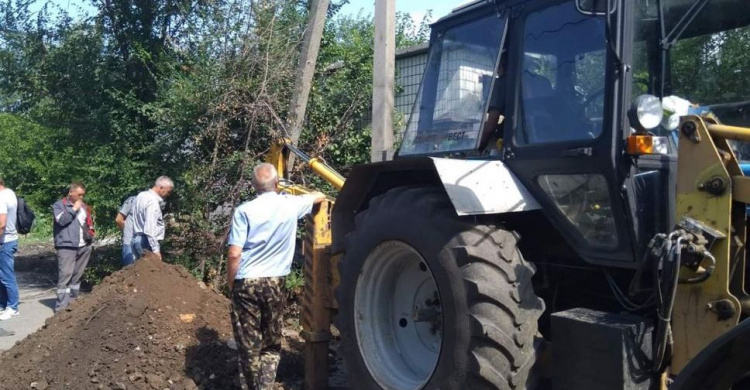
[336,186,545,390]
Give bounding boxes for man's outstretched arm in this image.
[309,191,327,205]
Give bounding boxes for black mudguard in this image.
[331,157,442,253]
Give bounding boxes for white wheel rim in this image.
[354,241,442,390]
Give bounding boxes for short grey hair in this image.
[69,181,86,192]
[155,176,174,188]
[252,163,278,193]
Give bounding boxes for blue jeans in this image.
[0,240,19,311]
[122,243,135,267]
[132,235,153,260]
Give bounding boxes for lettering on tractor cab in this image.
[445,131,466,141]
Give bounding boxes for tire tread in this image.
[336,186,544,390]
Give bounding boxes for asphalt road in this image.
[0,242,57,351]
[0,272,56,350]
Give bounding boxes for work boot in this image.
[259,355,280,390]
[70,288,80,303]
[55,289,70,313]
[70,283,80,298]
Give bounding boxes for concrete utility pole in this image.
[286,0,330,168]
[371,0,396,162]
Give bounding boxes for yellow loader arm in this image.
[669,117,750,373]
[265,138,345,195]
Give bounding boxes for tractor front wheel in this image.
[336,186,545,390]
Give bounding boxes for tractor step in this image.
[551,308,655,390]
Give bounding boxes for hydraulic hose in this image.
[679,251,716,284]
[653,235,685,372]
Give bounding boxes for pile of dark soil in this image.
[0,255,304,389]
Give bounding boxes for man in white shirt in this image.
[131,176,173,261]
[0,177,20,322]
[227,163,324,390]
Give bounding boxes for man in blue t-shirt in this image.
[226,163,324,390]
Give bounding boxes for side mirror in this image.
[576,0,616,15]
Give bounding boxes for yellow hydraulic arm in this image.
[266,138,345,194]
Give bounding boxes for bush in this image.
[82,245,122,289]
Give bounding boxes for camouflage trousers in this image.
[231,277,286,390]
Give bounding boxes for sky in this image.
[340,0,472,23]
[35,0,473,24]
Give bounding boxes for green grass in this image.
[284,268,305,291]
[285,268,305,291]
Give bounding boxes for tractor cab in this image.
[396,0,750,267]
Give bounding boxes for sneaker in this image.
[0,309,18,321]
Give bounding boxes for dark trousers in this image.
[231,277,286,390]
[55,245,92,312]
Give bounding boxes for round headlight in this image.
[630,94,663,131]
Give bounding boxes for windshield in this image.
[399,15,506,156]
[633,0,750,144]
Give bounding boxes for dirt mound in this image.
[0,255,304,389]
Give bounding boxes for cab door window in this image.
[517,2,607,145]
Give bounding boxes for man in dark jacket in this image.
[52,182,95,312]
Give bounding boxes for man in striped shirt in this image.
[131,176,173,261]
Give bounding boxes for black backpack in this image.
[15,197,35,235]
